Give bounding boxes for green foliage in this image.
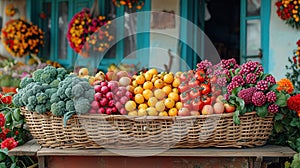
[286,57,300,93]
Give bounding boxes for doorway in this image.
[204,0,240,64]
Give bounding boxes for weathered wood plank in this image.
[37,145,296,157]
[8,139,41,156]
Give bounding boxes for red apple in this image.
[224,103,236,113]
[178,107,190,116]
[190,110,200,116]
[201,105,214,115]
[213,102,224,114]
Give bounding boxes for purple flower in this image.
[238,87,256,104]
[252,91,266,106]
[256,80,269,91]
[266,75,276,85]
[266,91,277,103]
[196,60,213,72]
[217,77,227,87]
[239,61,264,76]
[227,81,240,93]
[232,75,245,86]
[268,104,279,113]
[246,73,257,84]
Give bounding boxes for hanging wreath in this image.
[112,0,144,10]
[275,0,300,29]
[1,19,44,58]
[67,8,114,58]
[5,4,17,17]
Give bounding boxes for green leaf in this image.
[275,113,284,121]
[261,73,269,80]
[256,105,268,117]
[276,92,288,107]
[10,163,16,168]
[290,118,300,127]
[0,163,6,168]
[12,109,21,122]
[63,111,76,127]
[232,87,242,96]
[5,113,12,123]
[233,111,240,124]
[269,84,279,91]
[274,122,284,133]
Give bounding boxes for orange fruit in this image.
[162,85,172,95]
[146,107,158,116]
[175,102,183,110]
[168,92,179,102]
[135,75,145,85]
[159,111,168,116]
[154,79,164,89]
[128,110,138,116]
[142,89,153,100]
[127,85,135,93]
[164,98,175,109]
[154,89,166,100]
[172,88,179,93]
[148,68,158,75]
[155,101,165,112]
[144,72,152,81]
[125,101,137,111]
[134,94,144,104]
[143,81,154,90]
[163,73,174,84]
[168,108,178,116]
[79,68,89,76]
[175,71,182,78]
[138,109,147,116]
[138,103,148,110]
[132,80,138,87]
[148,97,158,107]
[134,86,144,94]
[172,77,180,88]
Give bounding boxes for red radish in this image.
[116,90,124,97]
[106,108,112,115]
[106,92,114,99]
[100,82,108,87]
[91,101,100,110]
[101,86,109,94]
[98,107,105,114]
[120,96,129,104]
[94,92,102,101]
[94,85,102,93]
[115,102,123,110]
[89,109,97,114]
[120,108,127,115]
[108,100,115,107]
[117,71,129,79]
[100,98,108,106]
[125,91,133,99]
[111,107,118,113]
[108,81,118,90]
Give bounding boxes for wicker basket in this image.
[21,108,274,149]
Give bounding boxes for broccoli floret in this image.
[26,104,35,111]
[72,84,84,98]
[57,68,67,80]
[42,83,50,90]
[43,65,58,78]
[45,88,57,98]
[65,88,72,98]
[32,69,44,82]
[40,73,52,84]
[57,87,65,96]
[36,93,48,104]
[12,93,23,107]
[51,101,66,116]
[78,81,93,91]
[21,92,31,105]
[66,100,75,111]
[45,101,51,111]
[84,88,95,102]
[32,85,42,95]
[50,93,60,103]
[19,77,34,88]
[50,79,60,88]
[28,96,37,106]
[74,97,91,114]
[35,104,47,114]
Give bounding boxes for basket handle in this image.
[90,0,99,18]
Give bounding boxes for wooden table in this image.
[9,140,297,168]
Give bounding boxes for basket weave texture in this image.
[21,108,274,149]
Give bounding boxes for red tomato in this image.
[183,101,192,110]
[192,99,204,111]
[202,96,212,105]
[179,92,190,102]
[194,70,206,83]
[179,73,188,83]
[1,96,12,104]
[200,83,211,95]
[188,78,199,88]
[189,89,200,99]
[178,83,188,93]
[210,75,217,84]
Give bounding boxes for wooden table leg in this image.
[38,156,45,168]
